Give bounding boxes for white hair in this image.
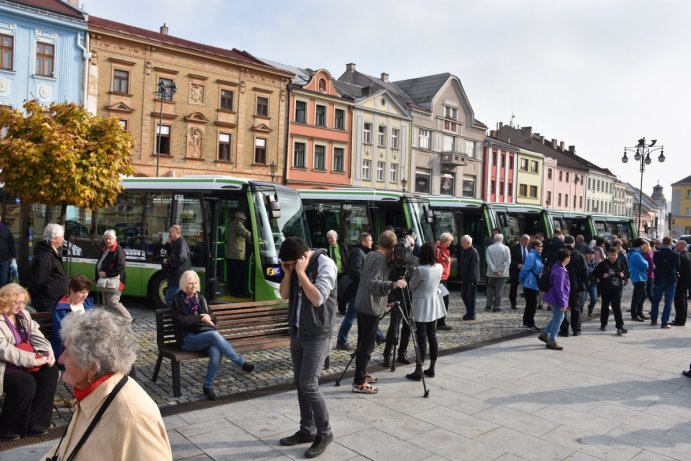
[103,229,117,239]
[326,230,338,239]
[178,270,200,290]
[461,234,473,244]
[439,232,454,244]
[43,223,64,242]
[521,234,531,242]
[493,233,504,243]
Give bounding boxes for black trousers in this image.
[523,289,538,327]
[414,321,438,363]
[631,281,647,319]
[0,363,59,435]
[227,258,248,296]
[509,278,520,308]
[354,312,379,385]
[383,303,410,359]
[437,281,450,326]
[600,288,624,329]
[674,282,689,325]
[560,292,582,334]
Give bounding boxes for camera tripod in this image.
[335,284,430,398]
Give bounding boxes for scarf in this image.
[182,292,201,315]
[74,373,115,402]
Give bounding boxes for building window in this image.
[443,135,454,152]
[508,155,514,169]
[254,138,267,164]
[547,191,552,206]
[464,139,476,157]
[519,184,528,197]
[363,123,372,144]
[508,183,513,197]
[520,158,528,171]
[293,142,306,168]
[573,195,577,208]
[530,185,538,198]
[0,34,13,70]
[256,96,269,116]
[314,145,326,170]
[530,161,539,173]
[158,78,175,101]
[333,147,344,172]
[443,119,458,131]
[390,163,398,183]
[501,155,506,168]
[559,171,563,182]
[444,105,458,120]
[391,128,399,149]
[565,194,569,207]
[500,181,505,194]
[294,100,306,123]
[318,78,326,92]
[155,124,171,155]
[334,108,345,130]
[687,207,691,216]
[462,176,475,198]
[686,190,691,199]
[441,174,455,196]
[218,133,231,161]
[416,169,431,193]
[220,89,234,110]
[119,119,128,130]
[548,168,552,180]
[113,69,129,94]
[315,105,326,127]
[377,161,385,182]
[419,129,430,149]
[362,159,371,180]
[35,42,54,77]
[566,172,570,183]
[378,126,386,147]
[492,152,498,166]
[491,180,496,193]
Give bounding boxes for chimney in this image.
[551,138,558,149]
[569,145,575,154]
[521,126,533,139]
[346,63,357,72]
[536,134,544,143]
[160,23,169,35]
[380,72,389,82]
[489,130,497,138]
[559,141,565,151]
[498,122,504,129]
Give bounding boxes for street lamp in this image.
[155,79,176,177]
[401,177,408,193]
[269,161,276,183]
[621,137,665,236]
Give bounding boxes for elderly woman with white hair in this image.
[45,309,171,460]
[29,223,68,312]
[172,270,255,400]
[95,229,131,321]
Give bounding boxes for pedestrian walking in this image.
[673,239,691,326]
[509,234,530,310]
[458,235,479,321]
[538,248,571,350]
[593,247,628,334]
[650,236,679,328]
[628,238,650,322]
[519,240,543,331]
[485,233,510,312]
[559,236,587,336]
[96,229,132,321]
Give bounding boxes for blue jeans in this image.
[0,260,9,288]
[651,281,677,326]
[587,283,598,311]
[543,304,565,342]
[165,284,179,307]
[182,330,245,388]
[337,297,383,346]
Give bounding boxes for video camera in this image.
[391,227,415,280]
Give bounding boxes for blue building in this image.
[0,0,87,107]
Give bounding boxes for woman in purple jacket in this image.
[538,248,571,350]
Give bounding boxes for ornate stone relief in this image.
[187,127,203,158]
[189,83,204,105]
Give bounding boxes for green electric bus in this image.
[591,214,638,242]
[488,203,551,243]
[9,176,310,309]
[298,188,434,249]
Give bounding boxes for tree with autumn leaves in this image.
[0,99,134,222]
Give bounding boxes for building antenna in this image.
[510,112,516,128]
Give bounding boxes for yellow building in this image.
[87,17,292,179]
[671,174,691,236]
[515,148,544,206]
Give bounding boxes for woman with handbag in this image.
[0,283,59,441]
[171,270,255,400]
[95,229,131,322]
[44,309,171,460]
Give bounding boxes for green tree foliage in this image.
[0,100,134,221]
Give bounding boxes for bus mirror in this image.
[269,199,281,219]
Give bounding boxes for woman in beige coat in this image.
[45,309,171,460]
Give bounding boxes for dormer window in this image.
[318,78,326,92]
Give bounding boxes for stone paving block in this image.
[534,404,621,434]
[476,426,574,460]
[168,429,206,460]
[542,423,642,460]
[266,429,358,461]
[186,423,281,461]
[336,428,432,461]
[630,450,678,461]
[414,405,500,439]
[407,427,505,461]
[475,405,560,438]
[588,402,678,433]
[607,423,691,461]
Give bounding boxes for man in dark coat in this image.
[509,234,530,310]
[575,234,590,255]
[559,236,588,336]
[543,229,565,268]
[650,236,680,328]
[459,235,480,320]
[29,223,68,312]
[673,239,691,326]
[162,224,191,307]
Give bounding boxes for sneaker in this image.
[406,372,422,381]
[617,328,628,335]
[639,314,650,320]
[661,324,672,329]
[280,430,316,446]
[305,432,334,458]
[573,331,581,336]
[546,341,563,350]
[423,368,435,378]
[599,326,607,331]
[241,362,255,372]
[528,325,540,332]
[485,306,492,311]
[538,333,548,344]
[651,321,658,326]
[632,316,645,322]
[365,374,378,384]
[0,431,20,441]
[335,343,351,351]
[462,315,476,321]
[352,382,378,394]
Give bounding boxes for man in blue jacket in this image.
[628,238,649,322]
[650,236,680,329]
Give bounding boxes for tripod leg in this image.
[335,350,357,386]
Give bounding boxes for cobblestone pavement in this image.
[6,283,640,441]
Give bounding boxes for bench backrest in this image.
[156,300,290,353]
[32,312,53,342]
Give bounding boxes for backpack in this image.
[538,265,552,292]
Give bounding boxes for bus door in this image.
[303,201,341,249]
[171,192,205,288]
[431,208,458,279]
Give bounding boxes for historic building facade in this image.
[671,174,691,237]
[482,138,517,203]
[613,180,627,216]
[0,0,87,107]
[87,17,292,179]
[514,147,544,206]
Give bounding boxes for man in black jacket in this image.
[559,236,588,336]
[509,234,530,310]
[29,223,68,312]
[459,235,480,320]
[543,229,564,268]
[650,236,680,328]
[162,224,191,307]
[673,239,691,326]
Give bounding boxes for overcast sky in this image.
[83,0,690,201]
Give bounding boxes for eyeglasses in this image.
[11,301,27,307]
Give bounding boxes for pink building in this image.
[482,138,517,203]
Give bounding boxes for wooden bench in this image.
[32,312,54,344]
[151,300,291,397]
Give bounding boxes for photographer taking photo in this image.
[352,230,407,394]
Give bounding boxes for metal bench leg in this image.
[172,360,182,397]
[151,354,163,382]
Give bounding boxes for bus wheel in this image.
[148,272,168,310]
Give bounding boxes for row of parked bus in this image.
[2,176,636,308]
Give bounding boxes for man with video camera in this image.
[352,230,407,394]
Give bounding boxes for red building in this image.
[482,138,518,203]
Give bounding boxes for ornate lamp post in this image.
[269,161,276,183]
[621,138,665,236]
[155,79,176,177]
[401,177,408,193]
